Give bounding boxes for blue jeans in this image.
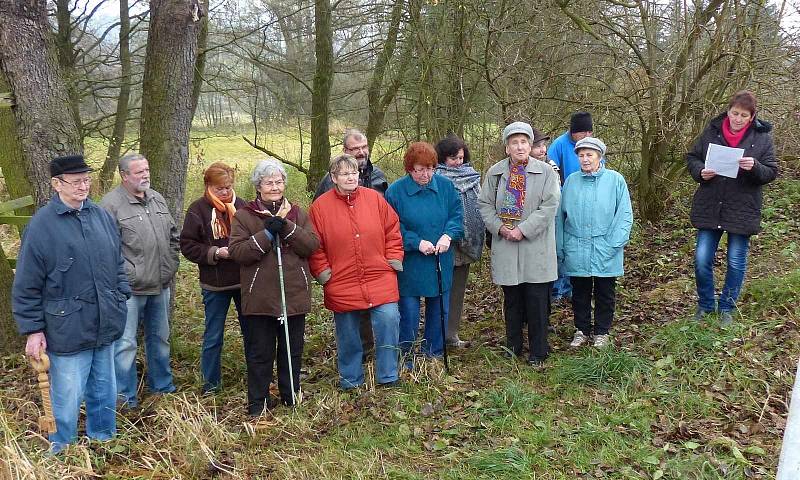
[333,302,400,389]
[200,288,244,392]
[695,229,751,313]
[398,291,450,360]
[115,287,175,407]
[48,344,116,453]
[552,275,572,300]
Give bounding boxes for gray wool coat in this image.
[478,157,560,286]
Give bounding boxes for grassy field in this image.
[1,136,799,479]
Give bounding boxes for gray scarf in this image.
[436,164,485,263]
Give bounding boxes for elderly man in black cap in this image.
[13,155,131,453]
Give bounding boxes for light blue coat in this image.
[556,167,633,277]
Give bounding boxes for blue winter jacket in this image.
[547,131,580,181]
[556,167,633,277]
[385,174,464,297]
[13,195,131,354]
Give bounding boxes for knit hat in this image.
[574,137,607,157]
[569,111,593,133]
[50,155,93,177]
[502,122,534,144]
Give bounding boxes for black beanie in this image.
[569,111,593,133]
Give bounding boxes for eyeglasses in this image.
[260,180,285,188]
[335,171,359,178]
[412,167,435,175]
[345,144,368,153]
[57,176,92,187]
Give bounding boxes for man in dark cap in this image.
[13,155,131,453]
[546,111,594,303]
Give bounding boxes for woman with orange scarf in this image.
[180,162,247,393]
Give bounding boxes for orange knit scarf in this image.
[205,187,237,239]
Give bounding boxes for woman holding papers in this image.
[686,90,778,326]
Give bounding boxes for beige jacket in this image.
[101,186,180,295]
[478,157,560,286]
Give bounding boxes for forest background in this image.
[0,0,800,478]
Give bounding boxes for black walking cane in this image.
[273,217,297,406]
[435,253,449,374]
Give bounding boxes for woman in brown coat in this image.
[229,158,319,415]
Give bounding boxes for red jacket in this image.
[309,187,403,313]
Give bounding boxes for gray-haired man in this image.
[313,129,388,200]
[100,153,179,408]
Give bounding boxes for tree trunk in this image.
[99,0,133,194]
[0,243,21,356]
[0,72,34,220]
[307,0,333,193]
[190,0,209,120]
[0,0,83,207]
[54,0,83,142]
[139,0,204,223]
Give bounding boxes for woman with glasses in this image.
[228,158,319,415]
[180,162,247,394]
[385,142,464,368]
[309,154,404,389]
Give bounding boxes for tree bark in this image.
[55,0,83,142]
[0,243,21,356]
[139,0,204,223]
[0,0,83,207]
[307,0,334,192]
[98,0,133,194]
[0,72,34,219]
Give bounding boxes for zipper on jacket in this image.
[300,266,309,291]
[248,267,260,293]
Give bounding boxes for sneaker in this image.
[377,379,403,388]
[694,308,712,322]
[720,311,733,327]
[592,334,611,348]
[570,330,588,347]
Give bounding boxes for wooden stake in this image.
[29,353,57,434]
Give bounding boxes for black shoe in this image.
[248,396,279,417]
[527,357,546,369]
[378,379,402,388]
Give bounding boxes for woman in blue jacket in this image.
[556,137,633,348]
[386,142,464,367]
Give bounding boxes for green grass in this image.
[1,135,798,478]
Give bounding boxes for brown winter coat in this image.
[228,200,319,317]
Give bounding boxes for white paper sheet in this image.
[705,143,744,179]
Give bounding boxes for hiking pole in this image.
[274,235,298,406]
[435,253,449,374]
[30,352,57,435]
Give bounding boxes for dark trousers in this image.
[240,314,304,412]
[502,282,551,361]
[571,276,616,335]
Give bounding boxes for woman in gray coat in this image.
[478,122,561,367]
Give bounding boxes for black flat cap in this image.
[50,155,93,177]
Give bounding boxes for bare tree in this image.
[139,0,205,221]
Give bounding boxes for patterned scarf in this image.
[435,164,485,262]
[499,158,527,227]
[205,187,237,239]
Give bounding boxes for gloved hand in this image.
[264,216,287,236]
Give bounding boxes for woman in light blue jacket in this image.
[556,137,633,348]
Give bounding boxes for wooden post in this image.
[29,353,57,434]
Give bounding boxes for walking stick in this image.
[435,253,449,374]
[29,353,57,434]
[274,236,297,406]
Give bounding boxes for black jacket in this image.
[180,196,247,290]
[687,112,778,235]
[313,158,388,200]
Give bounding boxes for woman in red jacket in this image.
[309,154,404,389]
